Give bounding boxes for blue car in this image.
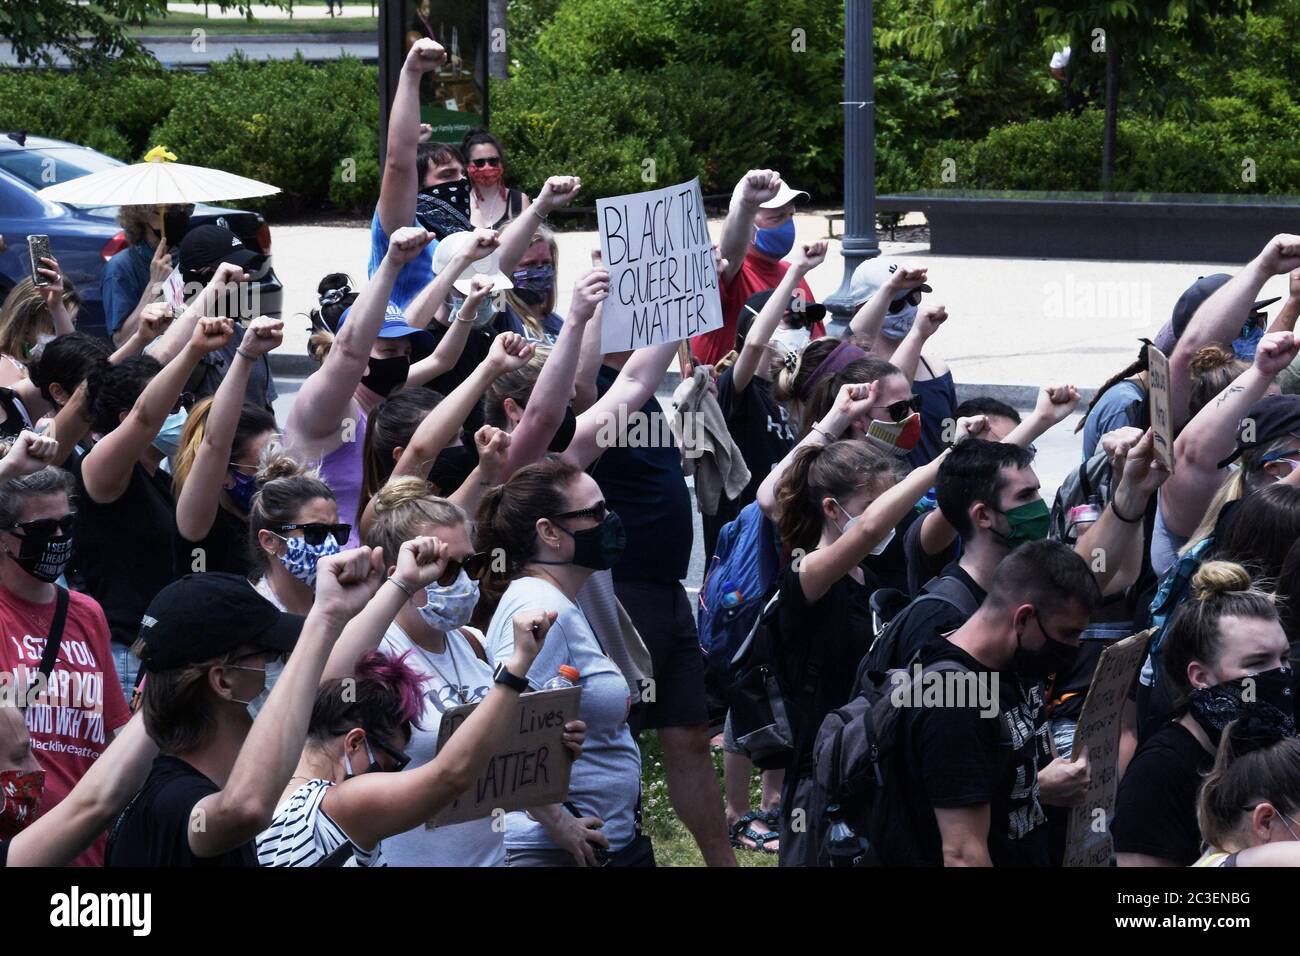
[0,132,282,340]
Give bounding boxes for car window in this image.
[0,147,122,190]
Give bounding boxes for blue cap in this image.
[337,303,435,361]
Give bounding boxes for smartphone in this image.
[28,235,51,287]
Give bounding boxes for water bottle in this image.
[541,665,580,690]
[825,804,869,868]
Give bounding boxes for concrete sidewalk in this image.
[263,211,1291,392]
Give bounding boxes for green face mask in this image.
[992,498,1051,547]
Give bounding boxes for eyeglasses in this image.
[7,514,76,539]
[469,156,502,169]
[368,734,412,772]
[170,392,196,415]
[271,523,351,547]
[550,502,609,524]
[438,550,495,585]
[874,395,923,423]
[887,290,923,314]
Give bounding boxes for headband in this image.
[797,340,868,402]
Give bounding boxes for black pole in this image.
[377,0,407,167]
[823,0,879,331]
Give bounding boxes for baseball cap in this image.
[741,289,826,331]
[847,256,932,308]
[137,573,304,672]
[1170,274,1281,341]
[177,224,266,283]
[337,303,436,362]
[430,229,514,296]
[759,182,810,209]
[1216,394,1300,468]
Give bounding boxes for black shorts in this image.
[615,578,709,732]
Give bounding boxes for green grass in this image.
[638,731,779,867]
[114,11,379,37]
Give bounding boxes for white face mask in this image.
[832,499,896,555]
[770,325,811,357]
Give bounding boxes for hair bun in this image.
[257,448,314,486]
[372,476,434,514]
[1192,560,1254,600]
[1225,709,1291,757]
[1189,343,1237,377]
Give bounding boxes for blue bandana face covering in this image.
[512,264,555,306]
[277,534,342,588]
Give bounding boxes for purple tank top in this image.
[316,408,366,547]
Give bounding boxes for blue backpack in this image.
[697,502,784,704]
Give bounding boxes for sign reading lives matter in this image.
[427,685,581,827]
[598,177,724,352]
[1146,344,1176,473]
[1063,629,1153,867]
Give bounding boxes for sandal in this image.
[759,805,782,828]
[729,811,780,854]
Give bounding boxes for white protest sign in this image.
[1063,629,1153,867]
[598,177,723,352]
[162,266,186,312]
[427,685,581,827]
[1146,344,1176,473]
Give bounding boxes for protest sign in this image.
[1063,629,1153,867]
[427,685,581,827]
[162,266,186,312]
[1146,344,1176,473]
[598,177,724,352]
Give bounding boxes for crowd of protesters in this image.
[3,37,1300,869]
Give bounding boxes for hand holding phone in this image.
[27,236,52,287]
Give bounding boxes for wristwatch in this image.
[493,661,529,693]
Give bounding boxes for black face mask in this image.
[1010,614,1080,684]
[7,532,74,584]
[415,178,473,239]
[1187,668,1298,741]
[361,356,410,398]
[427,443,477,495]
[161,209,192,245]
[536,512,627,571]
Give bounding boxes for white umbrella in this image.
[36,145,280,208]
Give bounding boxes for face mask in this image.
[226,662,268,708]
[416,569,481,632]
[991,498,1052,548]
[864,411,921,457]
[1233,320,1264,361]
[6,530,74,583]
[25,332,55,362]
[227,469,257,514]
[415,178,473,239]
[518,400,577,452]
[538,512,627,571]
[881,302,918,341]
[450,293,497,328]
[0,769,45,839]
[153,408,188,458]
[770,326,811,357]
[427,443,477,495]
[832,499,896,556]
[467,162,504,192]
[752,219,796,258]
[342,739,381,780]
[360,355,410,399]
[161,209,192,245]
[1188,668,1297,740]
[1011,614,1081,684]
[277,533,342,588]
[512,265,555,307]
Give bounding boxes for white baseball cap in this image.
[760,182,810,209]
[430,230,514,295]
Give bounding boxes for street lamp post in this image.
[823,0,879,333]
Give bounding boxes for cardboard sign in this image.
[427,685,581,827]
[161,265,186,312]
[598,177,724,352]
[1063,629,1153,867]
[1146,344,1176,473]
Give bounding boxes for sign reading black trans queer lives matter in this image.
[598,177,724,352]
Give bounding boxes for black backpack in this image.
[862,574,980,675]
[723,591,802,770]
[1049,448,1114,543]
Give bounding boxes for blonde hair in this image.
[501,227,559,337]
[364,476,468,565]
[0,277,80,365]
[171,398,277,500]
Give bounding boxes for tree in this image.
[0,0,285,68]
[887,0,1255,186]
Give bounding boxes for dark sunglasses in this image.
[551,502,609,524]
[887,290,923,314]
[438,550,495,585]
[8,514,76,539]
[469,156,502,168]
[272,522,351,547]
[368,734,412,772]
[170,392,196,415]
[875,395,923,423]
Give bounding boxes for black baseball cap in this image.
[741,289,827,331]
[137,573,304,672]
[1170,274,1281,341]
[1216,395,1300,468]
[178,224,266,285]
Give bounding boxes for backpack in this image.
[723,591,796,770]
[1049,449,1115,543]
[812,657,1008,866]
[698,501,783,703]
[862,574,981,675]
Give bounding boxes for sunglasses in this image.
[170,392,196,415]
[469,156,502,168]
[438,550,495,585]
[368,734,412,772]
[8,514,76,539]
[271,522,351,547]
[875,395,923,423]
[551,502,609,524]
[887,290,923,314]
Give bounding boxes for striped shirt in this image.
[255,779,384,868]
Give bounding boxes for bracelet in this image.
[530,204,549,223]
[455,311,477,324]
[1110,500,1144,524]
[810,424,836,442]
[236,348,258,361]
[387,576,415,598]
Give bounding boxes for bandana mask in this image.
[512,264,555,307]
[864,412,921,457]
[416,569,481,632]
[468,163,504,193]
[277,534,342,588]
[0,769,45,839]
[1188,668,1297,740]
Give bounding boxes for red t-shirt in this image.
[691,250,825,367]
[0,587,130,867]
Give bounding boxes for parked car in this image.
[0,132,281,340]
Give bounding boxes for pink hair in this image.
[355,650,428,730]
